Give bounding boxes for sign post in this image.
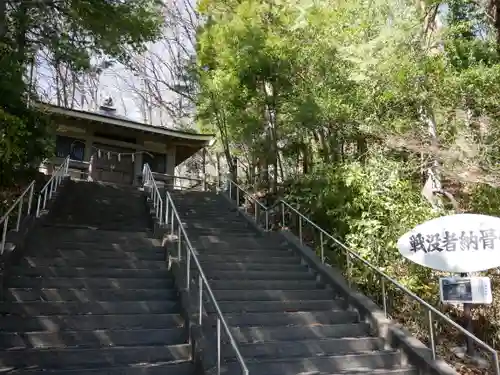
[397,191,498,366]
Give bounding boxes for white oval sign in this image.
[397,213,500,273]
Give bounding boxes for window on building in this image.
[56,136,86,161]
[143,152,166,174]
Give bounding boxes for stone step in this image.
[0,301,180,316]
[223,337,383,360]
[196,250,296,260]
[207,300,344,314]
[37,229,153,241]
[213,289,335,301]
[218,352,407,374]
[24,249,165,261]
[44,224,153,232]
[5,277,174,289]
[195,246,292,255]
[205,270,315,281]
[10,267,170,279]
[184,228,254,236]
[197,254,300,264]
[205,310,358,327]
[208,279,323,290]
[0,360,195,375]
[180,218,249,226]
[218,364,416,375]
[191,237,282,250]
[0,344,191,371]
[36,233,159,243]
[0,327,186,349]
[20,257,168,270]
[33,241,163,252]
[0,313,184,332]
[192,262,307,272]
[181,220,250,228]
[5,288,178,302]
[230,323,372,343]
[179,212,232,218]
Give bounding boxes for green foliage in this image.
[283,152,439,293]
[0,106,54,187]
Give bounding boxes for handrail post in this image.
[43,187,48,209]
[49,179,53,199]
[36,195,42,218]
[1,216,8,255]
[27,183,34,216]
[198,274,203,325]
[381,277,387,317]
[165,194,169,226]
[177,225,182,261]
[64,157,69,175]
[217,317,221,375]
[298,215,302,244]
[281,202,285,228]
[320,231,324,263]
[186,245,191,291]
[254,201,258,223]
[170,209,174,235]
[16,199,23,231]
[428,310,436,360]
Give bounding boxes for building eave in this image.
[36,102,215,144]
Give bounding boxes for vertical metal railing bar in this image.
[1,216,9,255]
[142,164,164,226]
[221,178,500,374]
[217,318,221,375]
[186,246,191,290]
[198,274,203,325]
[36,156,70,218]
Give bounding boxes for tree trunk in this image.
[15,0,28,65]
[0,0,7,39]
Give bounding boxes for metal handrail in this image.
[227,180,269,229]
[150,172,208,191]
[0,181,35,255]
[36,156,70,217]
[144,165,248,375]
[223,179,500,374]
[142,164,164,225]
[165,192,248,375]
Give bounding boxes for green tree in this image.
[0,0,164,187]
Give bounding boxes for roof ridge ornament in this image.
[100,96,116,112]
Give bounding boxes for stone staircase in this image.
[170,190,418,375]
[0,181,194,375]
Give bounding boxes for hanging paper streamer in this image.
[91,146,146,164]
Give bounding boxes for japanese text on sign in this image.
[409,229,497,253]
